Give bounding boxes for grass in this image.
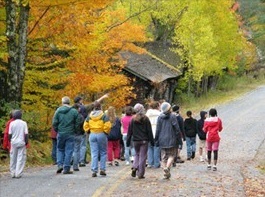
[179,74,265,116]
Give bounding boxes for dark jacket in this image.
[126,115,154,146]
[52,105,81,136]
[197,111,207,140]
[155,112,180,148]
[79,104,88,119]
[108,118,122,141]
[176,114,185,140]
[184,117,197,137]
[75,113,85,135]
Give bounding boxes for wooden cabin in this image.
[120,50,181,105]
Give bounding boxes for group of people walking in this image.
[51,95,223,180]
[3,94,223,180]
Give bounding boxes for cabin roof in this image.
[121,51,181,83]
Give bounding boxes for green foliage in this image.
[26,140,52,165]
[173,0,245,81]
[0,100,19,133]
[238,0,265,61]
[22,111,50,142]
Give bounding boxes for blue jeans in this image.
[147,142,161,168]
[51,138,57,163]
[57,134,75,172]
[73,135,83,169]
[89,132,107,172]
[123,134,135,162]
[186,137,196,158]
[79,134,87,164]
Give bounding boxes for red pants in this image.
[107,140,120,161]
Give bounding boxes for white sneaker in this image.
[130,156,134,162]
[125,161,130,166]
[213,165,217,171]
[200,156,204,162]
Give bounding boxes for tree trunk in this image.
[6,0,18,103]
[5,0,29,106]
[17,3,30,103]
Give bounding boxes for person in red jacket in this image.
[2,111,14,152]
[203,108,223,171]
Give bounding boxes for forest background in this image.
[0,0,264,166]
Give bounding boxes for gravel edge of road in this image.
[241,137,265,196]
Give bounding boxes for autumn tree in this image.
[27,0,147,111]
[172,0,257,95]
[111,0,258,96]
[0,0,147,140]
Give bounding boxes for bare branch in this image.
[106,6,150,32]
[28,6,50,36]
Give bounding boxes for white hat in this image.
[161,102,171,113]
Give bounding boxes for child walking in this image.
[197,111,207,162]
[203,108,223,171]
[184,111,197,160]
[106,106,122,166]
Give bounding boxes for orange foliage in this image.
[28,0,146,109]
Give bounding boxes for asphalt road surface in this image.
[1,86,265,197]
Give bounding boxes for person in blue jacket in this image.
[155,102,180,179]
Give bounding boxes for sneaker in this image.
[108,162,113,166]
[73,168,80,171]
[100,170,106,176]
[191,152,195,159]
[79,163,86,167]
[114,161,119,166]
[163,168,171,179]
[131,168,137,177]
[63,171,73,174]
[213,166,217,171]
[176,159,185,163]
[125,161,130,166]
[130,156,134,163]
[92,172,97,177]
[200,156,204,162]
[187,157,191,161]
[56,167,63,174]
[120,156,125,161]
[147,164,152,168]
[138,175,145,179]
[207,165,211,170]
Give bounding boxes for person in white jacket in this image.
[145,101,161,168]
[8,110,29,178]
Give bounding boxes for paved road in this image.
[1,86,265,197]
